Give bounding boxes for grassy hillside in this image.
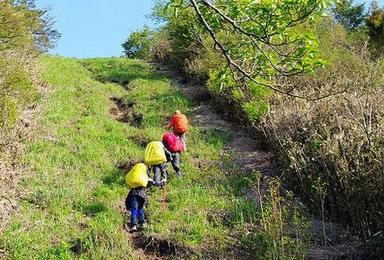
[1,56,306,259]
[1,57,136,258]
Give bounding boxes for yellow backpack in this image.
[126,163,148,189]
[144,141,167,165]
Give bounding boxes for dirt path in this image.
[156,67,277,177]
[154,65,370,259]
[107,63,370,259]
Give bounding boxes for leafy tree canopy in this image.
[159,0,331,99]
[122,26,153,59]
[331,0,365,31]
[365,1,384,57]
[0,0,60,53]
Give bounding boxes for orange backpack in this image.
[171,113,189,134]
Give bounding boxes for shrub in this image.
[365,1,384,58]
[0,0,59,129]
[151,31,172,64]
[122,26,153,59]
[259,20,384,238]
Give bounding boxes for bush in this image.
[122,26,153,59]
[259,20,384,238]
[0,0,59,129]
[151,31,172,64]
[0,53,38,128]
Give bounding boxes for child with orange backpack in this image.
[167,110,189,152]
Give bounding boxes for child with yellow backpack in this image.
[144,141,171,187]
[125,163,154,232]
[125,131,186,231]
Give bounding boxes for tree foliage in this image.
[122,26,153,59]
[0,0,59,52]
[331,0,365,31]
[365,1,384,57]
[165,0,330,100]
[0,0,59,128]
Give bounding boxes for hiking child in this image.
[125,163,153,232]
[144,141,170,187]
[150,163,168,187]
[162,132,184,177]
[167,110,189,152]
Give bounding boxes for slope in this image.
[1,56,308,259]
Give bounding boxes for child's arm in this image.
[163,146,173,161]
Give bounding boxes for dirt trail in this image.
[108,64,371,259]
[154,65,370,259]
[159,68,277,177]
[117,203,189,259]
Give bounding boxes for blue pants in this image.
[128,195,145,226]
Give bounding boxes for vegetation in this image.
[1,0,384,258]
[260,19,384,238]
[331,0,384,58]
[0,57,309,258]
[365,1,384,56]
[122,26,153,59]
[122,0,384,247]
[0,0,59,128]
[1,57,134,258]
[331,0,365,31]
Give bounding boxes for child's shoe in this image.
[138,222,147,229]
[130,225,137,232]
[160,179,167,188]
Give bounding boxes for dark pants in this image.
[170,152,182,177]
[125,195,145,227]
[152,163,168,186]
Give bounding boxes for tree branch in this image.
[190,0,311,99]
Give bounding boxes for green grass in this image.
[1,56,267,258]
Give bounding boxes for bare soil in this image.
[109,96,143,127]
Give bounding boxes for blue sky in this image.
[358,0,384,6]
[36,0,156,58]
[37,1,383,58]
